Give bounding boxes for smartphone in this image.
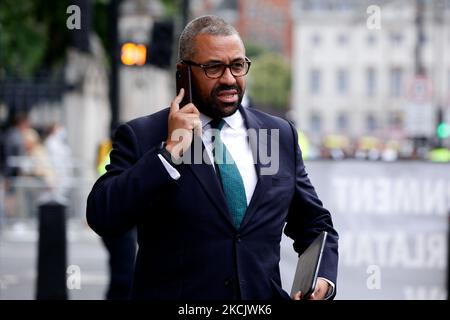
[176,64,192,108]
[290,231,328,299]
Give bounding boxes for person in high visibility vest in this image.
[96,140,112,176]
[297,129,309,160]
[428,147,450,163]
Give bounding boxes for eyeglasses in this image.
[181,58,251,79]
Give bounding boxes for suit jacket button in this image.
[235,234,241,242]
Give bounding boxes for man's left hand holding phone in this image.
[164,64,202,163]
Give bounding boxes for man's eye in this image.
[232,62,245,69]
[206,64,223,74]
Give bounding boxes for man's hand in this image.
[292,278,330,300]
[166,89,202,159]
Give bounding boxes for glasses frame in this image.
[180,58,252,79]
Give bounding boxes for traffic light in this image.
[437,122,450,139]
[148,20,174,69]
[119,20,174,68]
[120,42,147,66]
[436,108,450,147]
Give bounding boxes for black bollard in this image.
[36,201,67,300]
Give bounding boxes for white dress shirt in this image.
[159,110,257,206]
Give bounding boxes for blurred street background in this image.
[0,0,449,300]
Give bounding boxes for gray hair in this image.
[178,15,241,60]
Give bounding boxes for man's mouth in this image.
[216,89,238,104]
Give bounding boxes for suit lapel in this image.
[238,106,272,230]
[184,107,274,230]
[185,135,235,227]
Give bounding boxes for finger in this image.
[308,292,316,300]
[171,88,185,113]
[186,117,201,130]
[292,291,301,300]
[179,103,200,115]
[182,113,201,123]
[193,119,202,136]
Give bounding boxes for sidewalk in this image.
[0,218,108,300]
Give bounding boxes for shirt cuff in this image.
[158,154,181,180]
[318,277,335,300]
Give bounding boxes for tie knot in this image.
[209,118,225,131]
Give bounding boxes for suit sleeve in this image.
[86,123,175,236]
[283,122,339,291]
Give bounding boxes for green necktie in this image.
[210,119,247,229]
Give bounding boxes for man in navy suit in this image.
[87,15,338,300]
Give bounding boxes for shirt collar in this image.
[200,109,244,131]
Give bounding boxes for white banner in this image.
[280,161,448,300]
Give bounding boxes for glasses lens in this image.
[230,61,247,76]
[205,64,225,78]
[203,61,250,78]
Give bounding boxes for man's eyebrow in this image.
[203,59,223,65]
[203,58,246,64]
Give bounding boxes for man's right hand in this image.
[165,88,202,160]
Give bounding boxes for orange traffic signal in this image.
[121,42,147,66]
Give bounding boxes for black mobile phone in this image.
[176,64,192,108]
[290,231,328,299]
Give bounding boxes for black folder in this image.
[290,231,328,299]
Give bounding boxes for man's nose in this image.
[219,67,236,85]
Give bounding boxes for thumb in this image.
[171,88,184,113]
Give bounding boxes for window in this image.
[337,113,349,132]
[336,69,349,95]
[366,114,377,132]
[389,32,403,46]
[309,68,321,95]
[388,111,403,129]
[310,112,322,132]
[303,0,328,11]
[419,33,427,45]
[337,34,349,46]
[311,33,321,46]
[390,67,403,97]
[366,68,376,97]
[367,34,377,46]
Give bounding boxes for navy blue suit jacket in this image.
[86,106,338,300]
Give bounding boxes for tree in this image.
[249,52,291,114]
[0,0,48,78]
[0,0,111,79]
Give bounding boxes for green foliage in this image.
[0,0,47,77]
[0,0,75,78]
[161,0,178,17]
[249,53,291,112]
[244,41,266,60]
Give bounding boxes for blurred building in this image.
[237,0,292,60]
[191,0,292,59]
[191,0,239,25]
[291,0,450,145]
